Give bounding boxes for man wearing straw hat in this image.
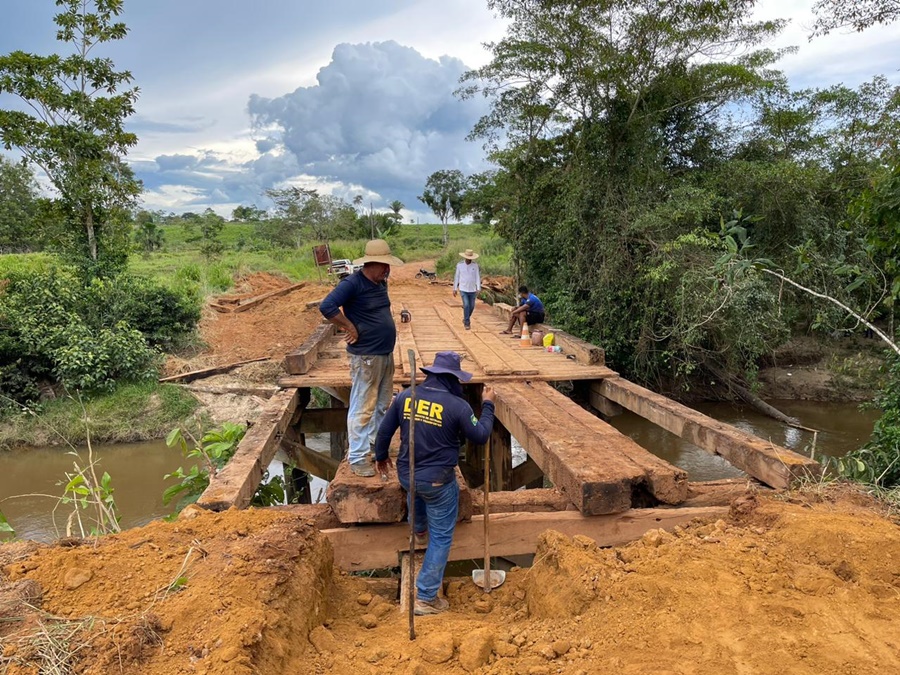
[320,239,403,477]
[374,351,495,615]
[453,248,481,330]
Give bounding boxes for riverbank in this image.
[1,486,898,673]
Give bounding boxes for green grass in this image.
[0,382,199,449]
[0,252,57,277]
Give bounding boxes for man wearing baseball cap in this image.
[373,351,495,615]
[320,239,403,477]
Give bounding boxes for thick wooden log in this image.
[587,386,624,418]
[492,382,687,515]
[323,506,728,571]
[159,357,269,384]
[297,407,348,434]
[470,488,575,515]
[197,388,300,511]
[326,462,474,525]
[284,323,335,375]
[594,378,822,489]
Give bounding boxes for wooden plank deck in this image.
[279,294,617,387]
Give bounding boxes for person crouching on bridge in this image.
[501,285,545,334]
[319,239,403,477]
[373,351,495,615]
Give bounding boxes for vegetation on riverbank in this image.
[0,382,198,450]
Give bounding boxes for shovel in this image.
[472,430,506,591]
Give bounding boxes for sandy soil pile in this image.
[0,508,332,675]
[311,493,899,675]
[4,493,893,674]
[200,273,331,363]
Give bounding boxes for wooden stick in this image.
[483,434,491,594]
[158,357,269,384]
[406,348,417,641]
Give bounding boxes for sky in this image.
[0,0,898,220]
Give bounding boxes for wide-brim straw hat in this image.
[354,239,404,266]
[459,248,480,260]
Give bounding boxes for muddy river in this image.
[0,401,878,541]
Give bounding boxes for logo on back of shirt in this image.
[403,397,444,427]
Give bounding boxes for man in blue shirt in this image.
[320,239,403,477]
[374,351,495,615]
[501,285,545,334]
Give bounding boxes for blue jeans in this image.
[399,474,459,601]
[347,353,394,464]
[460,291,476,326]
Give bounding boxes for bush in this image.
[0,265,200,404]
[840,357,900,487]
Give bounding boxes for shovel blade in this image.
[471,569,506,590]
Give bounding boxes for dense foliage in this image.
[457,0,900,393]
[0,266,199,406]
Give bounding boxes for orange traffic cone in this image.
[519,321,530,348]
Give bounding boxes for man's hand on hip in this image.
[343,324,359,344]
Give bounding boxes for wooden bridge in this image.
[195,289,821,571]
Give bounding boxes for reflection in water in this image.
[0,401,879,541]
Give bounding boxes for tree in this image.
[0,0,140,276]
[418,169,466,245]
[263,187,358,246]
[184,208,225,261]
[0,155,39,253]
[231,204,266,222]
[811,0,900,37]
[132,210,164,255]
[389,200,404,217]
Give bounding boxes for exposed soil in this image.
[758,336,887,402]
[2,491,899,674]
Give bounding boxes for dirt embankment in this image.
[2,491,899,674]
[758,336,887,402]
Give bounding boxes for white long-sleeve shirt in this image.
[454,261,481,293]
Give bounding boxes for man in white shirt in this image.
[453,248,481,330]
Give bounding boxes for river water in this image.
[0,401,878,542]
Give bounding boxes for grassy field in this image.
[0,222,512,446]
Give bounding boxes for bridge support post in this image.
[490,421,513,492]
[329,395,348,461]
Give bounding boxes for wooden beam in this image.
[284,323,335,375]
[216,282,308,313]
[509,456,544,491]
[197,388,300,511]
[490,421,513,492]
[587,386,623,418]
[594,378,822,489]
[470,488,575,515]
[158,357,269,384]
[281,438,341,481]
[323,506,728,571]
[297,407,347,433]
[492,381,687,515]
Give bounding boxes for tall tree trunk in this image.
[85,209,97,261]
[442,219,449,247]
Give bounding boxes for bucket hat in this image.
[420,351,473,382]
[459,248,480,260]
[354,239,404,266]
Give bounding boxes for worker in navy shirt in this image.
[320,239,403,477]
[374,351,495,615]
[501,285,545,334]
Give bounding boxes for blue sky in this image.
[0,0,898,219]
